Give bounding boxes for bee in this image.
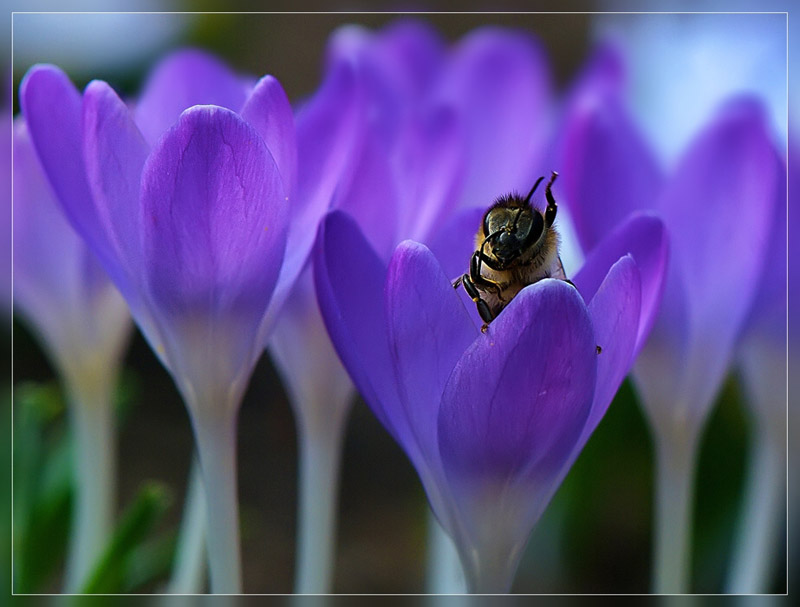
[453,171,571,333]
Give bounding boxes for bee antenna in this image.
[524,176,546,205]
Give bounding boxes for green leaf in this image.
[80,483,172,594]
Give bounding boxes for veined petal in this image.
[19,65,117,272]
[141,105,287,404]
[573,212,668,355]
[558,95,663,251]
[240,75,297,198]
[385,240,477,468]
[82,80,150,305]
[435,27,552,207]
[134,48,248,146]
[439,279,596,485]
[313,210,401,440]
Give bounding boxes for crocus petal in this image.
[573,212,668,355]
[14,120,86,339]
[19,65,116,271]
[313,210,401,437]
[427,206,485,281]
[437,280,596,574]
[582,255,641,441]
[134,48,248,146]
[240,75,297,198]
[563,40,626,106]
[643,97,781,423]
[326,21,442,147]
[385,240,477,468]
[439,280,596,485]
[82,80,150,304]
[13,119,130,382]
[259,62,362,338]
[535,255,642,522]
[334,128,400,260]
[558,95,663,251]
[378,19,445,98]
[435,27,552,207]
[396,106,466,242]
[141,106,287,400]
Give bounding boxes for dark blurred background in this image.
[6,8,787,595]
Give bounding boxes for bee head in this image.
[482,203,545,265]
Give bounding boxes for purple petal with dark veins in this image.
[140,106,287,380]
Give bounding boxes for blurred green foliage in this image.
[11,374,177,594]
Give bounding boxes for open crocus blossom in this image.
[19,50,311,593]
[558,52,784,592]
[314,209,667,593]
[13,119,132,591]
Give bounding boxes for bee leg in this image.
[452,275,463,289]
[462,274,494,330]
[470,251,503,296]
[544,171,559,228]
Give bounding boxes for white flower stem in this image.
[294,404,347,594]
[191,408,242,594]
[167,457,208,593]
[63,379,116,592]
[463,555,516,594]
[725,422,785,593]
[425,511,466,594]
[652,428,699,594]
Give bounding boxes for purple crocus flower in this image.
[314,206,667,592]
[13,119,132,590]
[19,49,319,593]
[557,46,784,593]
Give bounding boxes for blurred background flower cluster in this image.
[4,4,791,595]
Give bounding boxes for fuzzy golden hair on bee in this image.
[453,171,571,332]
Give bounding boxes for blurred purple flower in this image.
[13,119,132,589]
[13,120,131,396]
[314,208,667,592]
[559,51,782,441]
[557,44,784,592]
[18,49,325,593]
